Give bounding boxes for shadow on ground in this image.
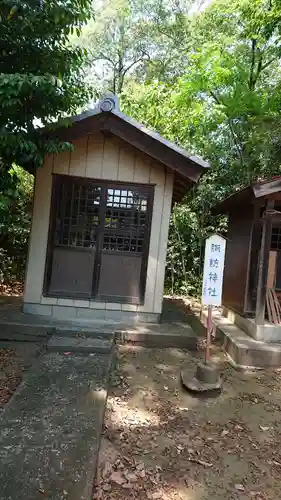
[94,346,281,500]
[0,295,279,499]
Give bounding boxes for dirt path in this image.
[94,346,281,500]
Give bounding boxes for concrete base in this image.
[190,306,281,369]
[0,297,202,350]
[222,306,281,343]
[181,361,222,393]
[23,302,160,325]
[0,323,53,343]
[115,323,198,349]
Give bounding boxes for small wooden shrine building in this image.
[212,177,281,342]
[23,95,208,324]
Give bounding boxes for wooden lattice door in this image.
[96,184,153,304]
[48,177,101,298]
[45,176,153,304]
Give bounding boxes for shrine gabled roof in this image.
[44,95,210,203]
[211,177,281,215]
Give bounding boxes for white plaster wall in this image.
[24,133,173,315]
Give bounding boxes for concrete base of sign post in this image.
[181,361,223,394]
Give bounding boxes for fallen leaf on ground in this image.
[150,492,162,499]
[221,429,229,437]
[122,483,133,489]
[189,458,213,467]
[110,471,125,485]
[235,484,245,492]
[102,484,111,491]
[124,472,138,482]
[259,425,269,431]
[273,460,281,467]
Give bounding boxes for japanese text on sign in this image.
[201,235,226,306]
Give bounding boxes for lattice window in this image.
[103,188,148,253]
[271,226,281,250]
[53,180,151,254]
[55,182,101,248]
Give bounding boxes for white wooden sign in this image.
[202,234,226,306]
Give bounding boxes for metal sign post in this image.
[181,234,226,394]
[201,234,226,364]
[205,305,212,364]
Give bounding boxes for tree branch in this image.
[122,54,147,77]
[249,38,256,90]
[209,90,221,106]
[91,54,116,67]
[261,55,278,72]
[117,53,149,93]
[209,91,245,168]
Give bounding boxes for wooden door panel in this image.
[49,247,95,298]
[97,253,142,303]
[45,176,154,302]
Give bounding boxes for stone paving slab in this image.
[115,322,199,349]
[47,335,113,354]
[0,325,52,343]
[55,329,115,340]
[0,352,112,500]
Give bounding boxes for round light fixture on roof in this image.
[100,97,115,112]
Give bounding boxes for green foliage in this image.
[0,165,33,285]
[4,0,281,298]
[121,0,281,295]
[74,0,194,93]
[0,0,93,170]
[0,0,94,288]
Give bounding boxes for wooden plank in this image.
[223,207,255,314]
[267,251,277,288]
[24,155,53,304]
[266,288,281,324]
[118,142,135,182]
[255,200,274,325]
[140,164,165,312]
[101,137,120,180]
[244,204,257,313]
[253,178,281,199]
[133,152,151,183]
[268,289,277,324]
[271,289,281,323]
[53,149,70,175]
[153,171,174,314]
[85,132,104,178]
[106,117,203,182]
[69,136,88,177]
[266,289,273,323]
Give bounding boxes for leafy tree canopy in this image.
[122,0,281,194]
[0,0,93,173]
[121,0,281,293]
[4,0,281,296]
[74,0,195,93]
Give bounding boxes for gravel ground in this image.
[94,346,281,500]
[0,343,41,412]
